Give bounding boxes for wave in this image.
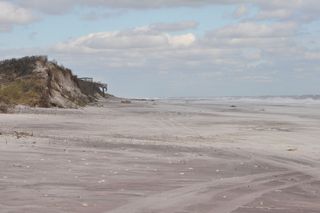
[156,95,320,105]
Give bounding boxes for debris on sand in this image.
[121,100,132,104]
[14,131,33,139]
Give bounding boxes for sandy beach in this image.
[1,98,320,213]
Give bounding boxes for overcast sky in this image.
[0,0,319,97]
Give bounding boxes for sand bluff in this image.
[0,56,108,109]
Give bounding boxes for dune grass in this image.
[0,78,46,107]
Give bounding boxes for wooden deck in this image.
[79,77,108,96]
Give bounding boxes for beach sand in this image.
[1,98,320,213]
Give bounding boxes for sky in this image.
[0,0,320,98]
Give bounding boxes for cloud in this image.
[0,1,36,32]
[81,10,126,21]
[54,26,196,52]
[233,5,249,18]
[17,0,239,12]
[16,0,77,14]
[9,0,320,26]
[13,0,320,16]
[305,51,320,60]
[49,19,320,87]
[49,23,273,71]
[256,9,293,20]
[149,21,198,32]
[51,25,219,73]
[252,0,320,22]
[209,22,298,38]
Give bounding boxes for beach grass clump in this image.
[0,96,10,113]
[0,78,46,107]
[0,102,9,113]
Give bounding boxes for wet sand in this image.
[1,98,320,213]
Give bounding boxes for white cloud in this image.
[233,5,249,18]
[13,0,320,23]
[253,0,320,22]
[6,0,320,32]
[149,21,198,32]
[0,1,36,32]
[168,34,196,47]
[17,0,239,12]
[54,26,196,52]
[256,9,293,20]
[49,23,274,73]
[81,10,125,21]
[305,51,320,60]
[210,22,298,38]
[17,0,77,14]
[48,20,319,87]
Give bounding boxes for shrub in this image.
[0,102,9,113]
[0,96,10,113]
[0,78,46,107]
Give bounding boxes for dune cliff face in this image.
[0,56,101,108]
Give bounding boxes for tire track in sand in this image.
[108,170,304,213]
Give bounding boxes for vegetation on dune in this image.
[0,56,108,109]
[0,56,46,79]
[0,78,47,107]
[0,100,9,113]
[0,95,11,113]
